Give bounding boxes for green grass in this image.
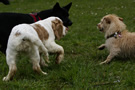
[0,0,135,89]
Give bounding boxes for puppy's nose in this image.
[97,24,101,28]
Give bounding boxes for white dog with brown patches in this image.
[97,14,135,64]
[3,17,68,81]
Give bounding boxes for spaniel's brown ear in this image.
[56,24,63,40]
[104,17,111,24]
[52,19,63,40]
[119,17,123,22]
[54,30,61,40]
[52,18,60,24]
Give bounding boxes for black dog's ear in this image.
[63,2,72,11]
[53,2,61,11]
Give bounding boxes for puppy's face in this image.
[97,14,124,33]
[52,18,68,40]
[97,16,112,33]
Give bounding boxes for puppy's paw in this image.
[98,46,105,50]
[100,60,110,65]
[100,62,106,65]
[98,44,105,50]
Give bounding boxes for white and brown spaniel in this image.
[3,17,68,81]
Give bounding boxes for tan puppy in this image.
[97,14,135,64]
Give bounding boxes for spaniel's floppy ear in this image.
[52,18,60,24]
[52,19,63,40]
[104,17,111,24]
[54,29,62,40]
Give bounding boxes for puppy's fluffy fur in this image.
[97,14,135,64]
[3,17,68,81]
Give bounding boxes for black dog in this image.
[0,2,72,53]
[0,0,9,5]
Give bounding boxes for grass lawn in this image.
[0,0,135,89]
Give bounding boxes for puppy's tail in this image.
[22,33,49,59]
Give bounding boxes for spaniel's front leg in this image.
[55,46,64,64]
[47,42,64,64]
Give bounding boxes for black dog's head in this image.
[52,2,72,27]
[0,0,9,5]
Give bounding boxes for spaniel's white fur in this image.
[3,17,68,81]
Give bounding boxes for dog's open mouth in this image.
[99,28,104,32]
[97,24,104,32]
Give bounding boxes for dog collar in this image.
[106,31,121,39]
[30,13,41,22]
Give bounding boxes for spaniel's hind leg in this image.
[40,53,48,67]
[30,47,47,75]
[3,50,17,81]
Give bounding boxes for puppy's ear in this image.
[104,17,111,24]
[63,2,72,11]
[119,17,123,22]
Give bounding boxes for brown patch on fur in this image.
[104,17,111,24]
[33,24,49,41]
[52,19,63,40]
[15,32,21,36]
[119,17,123,22]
